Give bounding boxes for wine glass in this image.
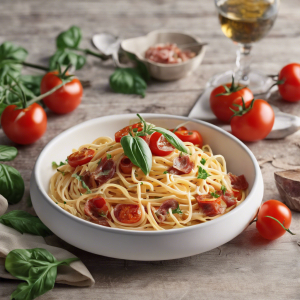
[211,0,280,94]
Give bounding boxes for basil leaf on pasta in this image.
[121,135,152,175]
[152,127,188,154]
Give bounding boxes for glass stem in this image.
[235,43,252,84]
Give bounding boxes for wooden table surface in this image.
[1,0,300,299]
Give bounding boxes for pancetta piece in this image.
[228,173,249,190]
[84,197,110,227]
[155,199,179,222]
[196,194,226,217]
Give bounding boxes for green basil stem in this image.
[26,78,72,106]
[76,48,108,60]
[21,61,49,72]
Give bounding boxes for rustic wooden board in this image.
[0,0,300,299]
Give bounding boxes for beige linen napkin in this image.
[0,201,95,287]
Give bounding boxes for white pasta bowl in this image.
[121,30,206,81]
[30,114,263,261]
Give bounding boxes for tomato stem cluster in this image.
[216,75,247,97]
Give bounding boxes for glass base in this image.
[208,70,273,95]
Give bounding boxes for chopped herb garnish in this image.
[140,182,143,185]
[210,192,220,198]
[163,171,168,174]
[98,158,102,165]
[56,202,58,204]
[57,169,65,176]
[221,185,227,195]
[106,153,112,159]
[52,161,67,168]
[71,173,91,194]
[188,131,193,135]
[169,204,183,214]
[200,158,206,165]
[98,212,107,217]
[80,192,83,196]
[197,166,210,179]
[64,201,66,204]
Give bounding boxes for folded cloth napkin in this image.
[0,199,95,287]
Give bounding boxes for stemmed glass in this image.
[211,0,280,94]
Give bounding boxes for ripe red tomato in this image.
[278,63,300,102]
[114,204,141,224]
[170,126,188,132]
[149,132,174,156]
[41,71,83,114]
[230,99,274,142]
[210,83,253,123]
[115,123,143,143]
[1,103,47,145]
[119,156,133,174]
[174,130,203,147]
[256,200,292,240]
[68,148,95,168]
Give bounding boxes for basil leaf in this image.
[56,26,82,49]
[200,158,206,165]
[197,166,210,180]
[0,103,8,115]
[71,173,91,194]
[0,164,24,204]
[19,75,43,99]
[5,248,79,300]
[109,68,147,97]
[210,192,220,198]
[0,210,52,236]
[49,49,86,70]
[121,135,152,175]
[172,205,183,214]
[0,145,18,161]
[152,127,188,154]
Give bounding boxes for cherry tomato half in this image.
[41,71,83,114]
[1,103,47,145]
[68,148,95,168]
[115,123,143,143]
[119,156,133,174]
[256,200,292,240]
[175,130,203,147]
[230,99,274,142]
[278,63,300,102]
[149,132,174,156]
[210,83,253,123]
[114,204,141,224]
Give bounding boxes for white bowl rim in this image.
[33,113,260,236]
[121,29,207,68]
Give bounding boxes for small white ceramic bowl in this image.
[30,114,263,261]
[121,30,206,81]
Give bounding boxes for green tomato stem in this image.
[76,47,108,60]
[22,61,49,71]
[264,216,296,235]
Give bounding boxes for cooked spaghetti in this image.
[49,119,248,231]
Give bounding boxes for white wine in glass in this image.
[211,0,280,94]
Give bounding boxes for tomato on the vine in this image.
[68,148,95,168]
[256,200,293,240]
[1,103,47,145]
[210,77,253,123]
[174,130,203,147]
[41,71,83,114]
[277,63,300,102]
[149,132,174,156]
[230,99,274,142]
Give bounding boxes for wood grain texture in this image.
[0,0,300,299]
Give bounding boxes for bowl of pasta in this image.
[30,113,263,260]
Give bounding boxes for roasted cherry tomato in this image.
[41,71,83,114]
[114,204,141,224]
[68,148,95,168]
[256,200,293,240]
[174,130,203,147]
[119,156,133,174]
[149,132,174,156]
[230,99,274,142]
[210,78,253,123]
[1,103,47,145]
[115,123,143,143]
[278,63,300,102]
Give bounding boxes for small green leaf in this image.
[121,135,152,175]
[200,158,206,165]
[210,192,220,198]
[52,161,67,169]
[106,153,112,159]
[197,166,210,180]
[56,26,82,49]
[0,210,52,236]
[0,164,24,204]
[49,49,86,71]
[0,145,18,161]
[152,127,188,154]
[163,171,168,174]
[171,204,182,214]
[97,158,102,165]
[221,185,227,195]
[109,68,147,97]
[71,173,91,194]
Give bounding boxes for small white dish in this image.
[30,114,263,261]
[121,30,206,81]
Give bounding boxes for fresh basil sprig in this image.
[5,248,79,300]
[121,135,152,176]
[0,210,52,236]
